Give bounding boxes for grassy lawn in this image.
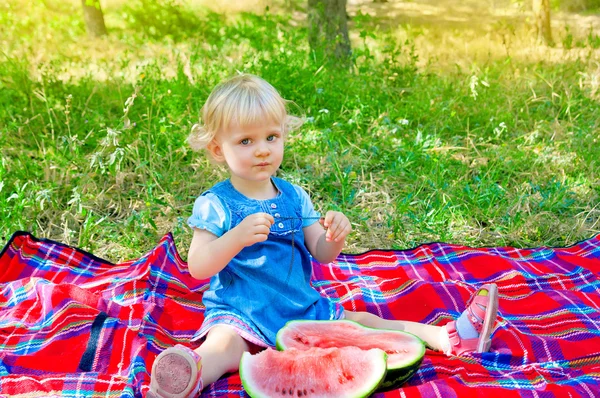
[1,0,599,261]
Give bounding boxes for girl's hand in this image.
[320,211,352,243]
[235,212,274,247]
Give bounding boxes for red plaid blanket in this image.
[1,231,599,397]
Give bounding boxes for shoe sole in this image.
[476,283,499,353]
[149,346,200,398]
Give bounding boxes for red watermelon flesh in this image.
[239,347,387,398]
[276,320,425,369]
[276,320,425,391]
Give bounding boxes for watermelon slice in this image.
[240,347,387,398]
[276,320,426,391]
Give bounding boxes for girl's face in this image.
[209,120,284,186]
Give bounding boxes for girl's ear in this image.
[207,139,225,162]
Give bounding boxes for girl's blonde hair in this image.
[188,74,303,152]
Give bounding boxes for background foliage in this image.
[1,0,599,261]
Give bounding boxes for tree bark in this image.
[81,0,108,37]
[308,0,352,67]
[532,0,552,45]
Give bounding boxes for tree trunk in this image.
[308,0,352,67]
[82,0,108,37]
[532,0,552,45]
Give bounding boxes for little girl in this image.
[148,74,499,398]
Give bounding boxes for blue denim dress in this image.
[188,177,343,347]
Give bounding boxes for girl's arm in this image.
[304,211,352,264]
[187,212,274,280]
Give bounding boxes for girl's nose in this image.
[255,143,270,157]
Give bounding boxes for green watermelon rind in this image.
[275,319,426,391]
[376,354,424,392]
[239,347,388,398]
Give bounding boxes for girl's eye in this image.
[267,135,277,142]
[240,138,250,145]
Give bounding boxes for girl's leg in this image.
[195,324,252,385]
[344,311,444,351]
[150,325,251,398]
[344,284,499,356]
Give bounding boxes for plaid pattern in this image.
[1,231,599,397]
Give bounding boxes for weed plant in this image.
[0,0,599,260]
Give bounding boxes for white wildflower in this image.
[123,92,137,115]
[415,129,423,144]
[469,75,479,100]
[36,189,52,211]
[101,128,120,147]
[107,147,125,169]
[524,129,540,144]
[494,122,507,137]
[391,137,403,146]
[67,187,82,213]
[302,129,322,143]
[89,152,103,170]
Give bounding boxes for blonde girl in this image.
[148,74,499,398]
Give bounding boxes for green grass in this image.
[1,0,599,261]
